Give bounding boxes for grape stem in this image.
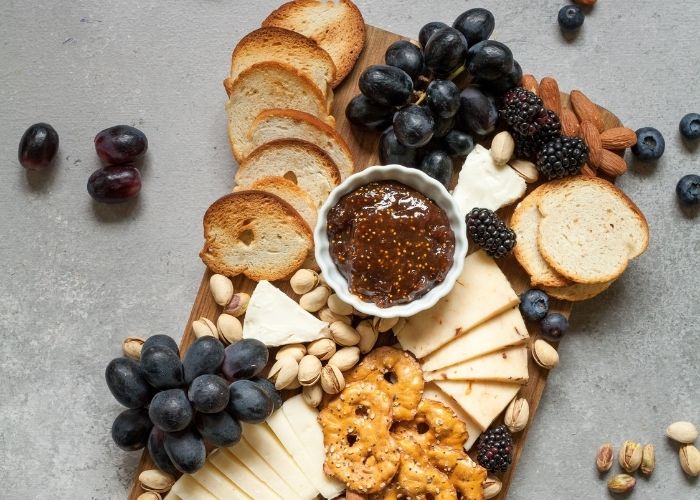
[413,91,427,105]
[447,65,466,82]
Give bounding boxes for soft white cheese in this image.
[452,144,527,217]
[243,281,328,346]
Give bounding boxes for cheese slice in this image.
[163,493,181,500]
[243,280,328,346]
[170,474,218,500]
[422,307,528,372]
[269,396,344,499]
[191,462,250,499]
[241,423,319,499]
[209,449,282,499]
[397,251,519,358]
[227,439,302,500]
[423,382,482,451]
[435,380,520,431]
[425,345,529,384]
[452,144,527,217]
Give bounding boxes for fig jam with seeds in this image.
[327,180,455,308]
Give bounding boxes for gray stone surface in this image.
[0,0,698,498]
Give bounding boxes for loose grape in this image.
[94,125,148,164]
[87,165,141,204]
[18,123,59,170]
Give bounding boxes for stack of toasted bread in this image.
[511,176,649,301]
[201,0,365,282]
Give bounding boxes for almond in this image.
[580,121,603,168]
[560,108,580,136]
[574,0,597,5]
[539,77,562,116]
[570,90,605,132]
[580,163,597,177]
[598,149,628,177]
[600,127,637,149]
[520,74,539,95]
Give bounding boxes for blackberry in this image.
[536,136,589,179]
[501,88,561,160]
[514,109,561,160]
[477,425,514,473]
[466,208,516,258]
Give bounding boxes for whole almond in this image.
[680,445,700,477]
[580,121,603,168]
[224,292,250,317]
[560,108,580,136]
[357,320,379,354]
[216,313,242,344]
[330,321,361,346]
[320,364,345,394]
[596,443,614,472]
[520,74,539,94]
[307,338,337,361]
[539,77,562,116]
[318,307,352,325]
[302,382,323,407]
[275,343,306,362]
[482,476,502,499]
[532,339,559,369]
[607,474,635,494]
[666,421,698,444]
[600,127,637,149]
[268,357,299,390]
[490,131,515,167]
[299,286,330,312]
[327,294,353,316]
[328,347,361,372]
[598,149,628,177]
[619,440,643,473]
[580,163,597,177]
[209,274,234,306]
[298,354,323,386]
[122,336,145,360]
[570,90,604,132]
[510,159,539,183]
[138,469,175,493]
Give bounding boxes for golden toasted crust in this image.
[510,184,570,288]
[200,190,313,282]
[542,280,613,301]
[262,0,365,87]
[247,176,317,230]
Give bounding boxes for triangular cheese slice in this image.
[423,382,482,451]
[227,441,301,499]
[434,380,520,431]
[170,473,218,500]
[425,346,529,384]
[189,462,249,499]
[397,251,519,358]
[209,449,282,499]
[422,307,529,372]
[243,280,328,346]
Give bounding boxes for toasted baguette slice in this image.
[231,27,336,100]
[224,61,334,161]
[249,109,354,179]
[236,140,340,208]
[243,176,318,230]
[537,176,649,284]
[542,281,613,302]
[262,0,365,87]
[511,185,570,288]
[200,191,312,282]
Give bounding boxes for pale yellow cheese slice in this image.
[241,422,319,499]
[190,462,250,499]
[228,439,302,500]
[397,251,519,358]
[425,346,529,384]
[434,380,521,431]
[163,492,181,500]
[209,449,282,499]
[170,474,218,500]
[421,307,529,372]
[423,382,482,451]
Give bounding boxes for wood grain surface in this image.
[128,24,621,500]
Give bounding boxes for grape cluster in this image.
[346,8,522,187]
[88,125,148,203]
[106,334,279,475]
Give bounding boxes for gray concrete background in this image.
[0,0,698,498]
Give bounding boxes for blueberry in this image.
[111,408,153,451]
[416,150,453,187]
[227,379,274,423]
[188,374,230,413]
[631,127,665,160]
[221,339,269,382]
[519,289,550,321]
[250,377,283,410]
[540,313,569,341]
[195,411,242,448]
[676,174,700,206]
[558,5,584,32]
[149,389,193,432]
[679,113,700,140]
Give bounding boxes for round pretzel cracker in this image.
[450,457,488,498]
[319,382,400,494]
[345,347,424,421]
[388,436,457,500]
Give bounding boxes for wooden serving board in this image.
[128,24,621,499]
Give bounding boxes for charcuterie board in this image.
[127,24,622,500]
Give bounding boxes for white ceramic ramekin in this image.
[314,165,467,318]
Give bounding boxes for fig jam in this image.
[327,180,455,308]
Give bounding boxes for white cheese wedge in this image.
[190,462,250,499]
[423,382,482,451]
[425,345,529,384]
[435,380,520,431]
[421,307,529,372]
[228,439,302,500]
[268,396,344,499]
[243,280,328,346]
[452,144,527,217]
[397,251,519,358]
[242,422,319,499]
[209,449,282,499]
[170,474,218,500]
